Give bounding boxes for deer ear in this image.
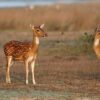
[40,24,44,29]
[96,25,100,31]
[30,24,34,29]
[95,27,97,32]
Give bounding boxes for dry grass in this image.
[0,3,100,99]
[0,3,100,31]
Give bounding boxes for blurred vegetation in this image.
[0,3,100,31]
[78,32,95,54]
[79,32,95,44]
[40,32,95,57]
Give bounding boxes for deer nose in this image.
[44,33,48,37]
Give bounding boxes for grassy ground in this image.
[0,31,100,99]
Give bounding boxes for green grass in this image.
[39,38,95,57]
[0,89,99,100]
[0,89,72,100]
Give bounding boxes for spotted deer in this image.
[4,24,47,85]
[93,26,100,58]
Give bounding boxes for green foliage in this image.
[80,32,95,44]
[42,32,95,57]
[78,32,95,55]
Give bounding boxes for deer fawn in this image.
[4,24,47,85]
[93,26,100,58]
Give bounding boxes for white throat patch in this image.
[94,39,99,46]
[35,37,39,44]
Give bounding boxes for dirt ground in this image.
[0,31,100,100]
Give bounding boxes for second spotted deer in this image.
[93,27,100,58]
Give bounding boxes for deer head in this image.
[30,24,47,37]
[95,25,100,39]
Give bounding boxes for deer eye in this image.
[36,29,40,32]
[98,32,100,35]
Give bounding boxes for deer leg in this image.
[25,60,29,85]
[31,60,36,85]
[6,56,12,84]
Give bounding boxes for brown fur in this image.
[93,28,100,58]
[4,41,38,61]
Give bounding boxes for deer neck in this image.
[32,36,39,50]
[34,36,39,45]
[31,37,39,53]
[94,38,99,47]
